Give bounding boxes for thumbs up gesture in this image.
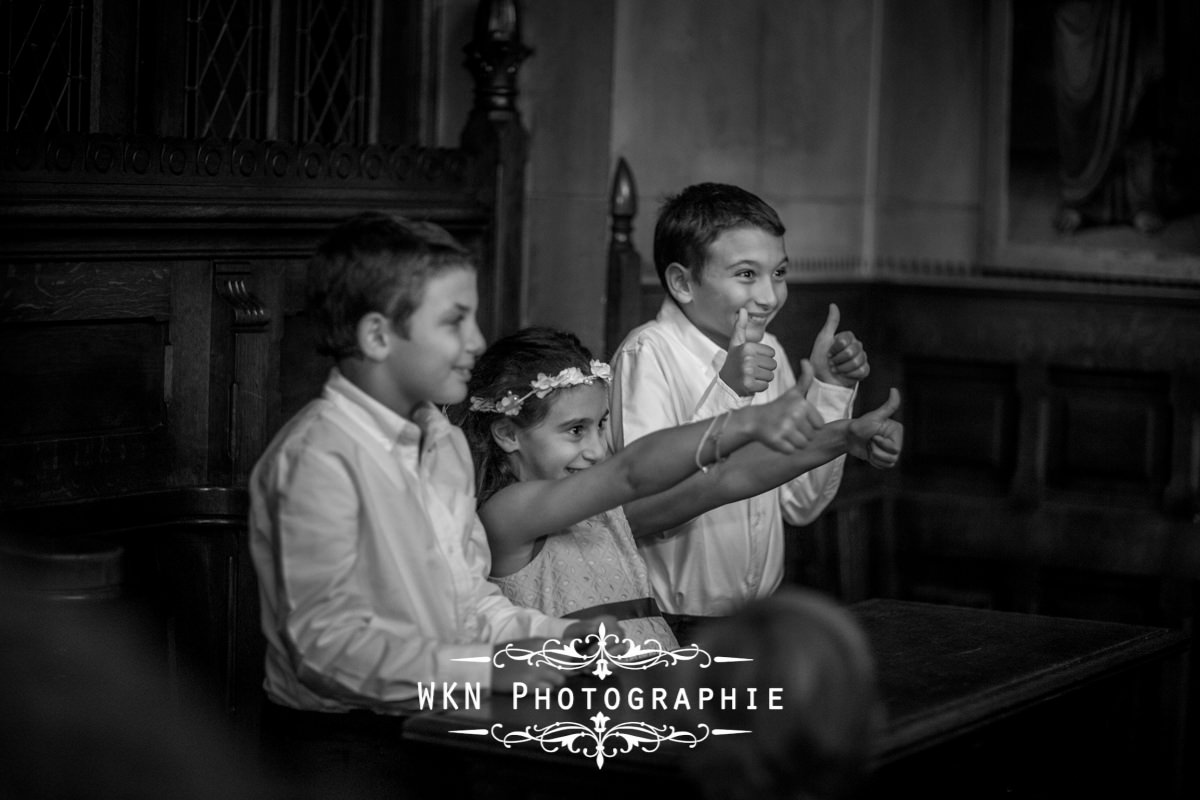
[847,388,903,469]
[719,307,778,397]
[751,359,826,453]
[809,303,870,387]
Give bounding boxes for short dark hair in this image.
[652,182,785,294]
[306,211,475,359]
[451,327,596,505]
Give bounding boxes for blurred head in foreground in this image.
[679,588,883,800]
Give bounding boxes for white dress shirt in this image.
[249,369,569,712]
[609,299,855,616]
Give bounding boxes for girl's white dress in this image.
[491,507,679,650]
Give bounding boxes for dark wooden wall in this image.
[0,0,532,751]
[0,1,528,504]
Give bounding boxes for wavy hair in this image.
[450,327,597,506]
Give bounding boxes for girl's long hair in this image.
[450,327,597,506]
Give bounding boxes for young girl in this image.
[453,327,830,649]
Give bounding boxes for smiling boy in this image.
[249,212,612,716]
[609,183,871,633]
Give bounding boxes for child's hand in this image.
[720,308,777,396]
[753,359,826,453]
[847,388,903,469]
[809,303,869,387]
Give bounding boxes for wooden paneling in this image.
[767,275,1200,796]
[0,1,533,504]
[1,321,166,439]
[1044,368,1172,504]
[0,260,195,503]
[903,359,1018,494]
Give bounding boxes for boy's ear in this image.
[490,418,521,454]
[664,262,695,305]
[356,312,392,361]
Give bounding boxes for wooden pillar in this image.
[461,0,531,337]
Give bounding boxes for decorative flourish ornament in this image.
[475,715,719,769]
[450,623,755,768]
[491,622,715,677]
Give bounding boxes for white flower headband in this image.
[469,360,612,416]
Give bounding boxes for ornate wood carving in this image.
[460,0,530,337]
[0,0,527,503]
[462,0,532,118]
[210,263,274,486]
[1,135,473,187]
[215,274,270,330]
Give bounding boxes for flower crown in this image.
[469,360,612,416]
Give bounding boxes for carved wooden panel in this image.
[209,261,276,485]
[903,358,1018,494]
[0,261,183,503]
[1,321,166,440]
[1045,368,1172,506]
[1,262,170,321]
[1,135,474,195]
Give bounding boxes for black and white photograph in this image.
[2,1,1197,798]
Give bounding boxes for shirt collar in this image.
[324,368,452,452]
[657,297,728,372]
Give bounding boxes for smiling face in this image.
[505,382,610,482]
[676,225,789,347]
[384,266,485,415]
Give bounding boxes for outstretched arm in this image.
[624,389,903,537]
[480,365,826,560]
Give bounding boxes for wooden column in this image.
[461,0,531,337]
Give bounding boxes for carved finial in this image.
[610,157,637,220]
[463,0,532,116]
[479,0,518,41]
[606,157,643,356]
[609,158,637,245]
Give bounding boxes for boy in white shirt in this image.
[250,212,614,715]
[609,183,892,637]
